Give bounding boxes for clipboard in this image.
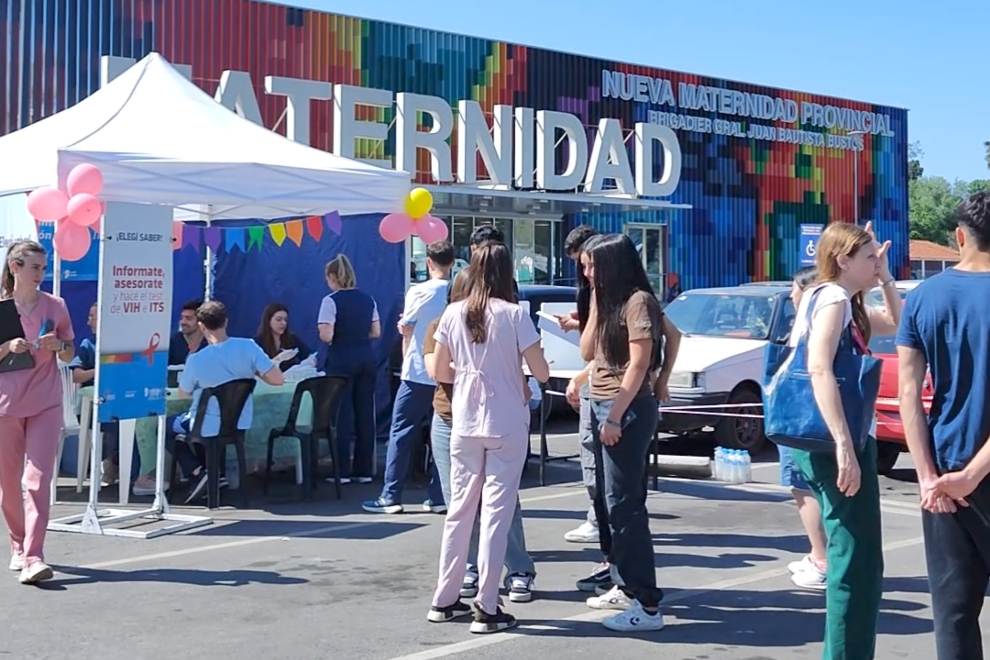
[0,299,34,373]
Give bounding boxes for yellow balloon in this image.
[405,188,433,219]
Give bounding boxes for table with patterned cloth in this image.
[119,381,315,476]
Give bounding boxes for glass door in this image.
[625,224,665,294]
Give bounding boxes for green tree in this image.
[908,141,924,181]
[908,176,961,244]
[985,140,990,169]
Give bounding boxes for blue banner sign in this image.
[95,203,173,423]
[799,224,823,267]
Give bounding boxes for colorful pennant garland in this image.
[173,212,342,253]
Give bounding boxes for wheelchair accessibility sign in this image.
[799,224,823,267]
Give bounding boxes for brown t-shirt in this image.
[589,290,662,399]
[422,317,453,422]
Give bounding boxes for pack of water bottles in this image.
[713,447,752,483]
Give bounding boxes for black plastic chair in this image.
[264,375,348,500]
[169,378,257,510]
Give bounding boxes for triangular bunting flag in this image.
[182,225,202,252]
[269,222,287,246]
[247,226,266,251]
[204,227,222,252]
[286,219,305,247]
[171,221,183,251]
[305,215,324,242]
[225,227,246,253]
[325,210,342,236]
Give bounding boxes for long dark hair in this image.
[588,234,657,366]
[576,234,605,332]
[2,240,46,299]
[256,302,297,358]
[463,242,515,343]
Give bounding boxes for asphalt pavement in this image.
[1,419,984,660]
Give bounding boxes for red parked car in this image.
[868,334,933,475]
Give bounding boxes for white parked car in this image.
[660,284,797,453]
[865,279,920,309]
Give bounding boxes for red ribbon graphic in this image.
[141,333,161,366]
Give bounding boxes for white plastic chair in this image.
[53,364,79,504]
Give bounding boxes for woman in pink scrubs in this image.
[0,240,75,585]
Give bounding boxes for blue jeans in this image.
[579,394,599,527]
[165,413,201,477]
[591,394,662,607]
[431,412,535,576]
[778,444,811,491]
[380,381,443,504]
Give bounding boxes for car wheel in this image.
[714,386,766,455]
[876,441,901,475]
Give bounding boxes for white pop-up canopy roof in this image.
[0,52,410,220]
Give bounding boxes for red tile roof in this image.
[910,240,960,261]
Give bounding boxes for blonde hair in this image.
[2,240,47,299]
[814,223,873,343]
[325,254,357,290]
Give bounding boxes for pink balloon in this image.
[67,193,103,227]
[66,163,104,197]
[26,187,69,222]
[379,212,415,243]
[53,220,92,262]
[414,215,449,244]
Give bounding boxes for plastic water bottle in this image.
[730,450,744,483]
[742,450,752,483]
[713,447,724,480]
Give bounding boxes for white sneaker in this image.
[460,570,479,598]
[791,564,827,591]
[586,585,631,610]
[564,521,599,544]
[602,600,665,632]
[9,556,24,572]
[787,554,821,575]
[19,561,54,585]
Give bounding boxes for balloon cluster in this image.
[379,188,450,244]
[25,164,105,262]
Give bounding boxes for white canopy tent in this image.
[0,52,410,220]
[0,52,411,539]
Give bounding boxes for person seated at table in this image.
[254,302,311,372]
[168,299,208,366]
[166,300,284,503]
[68,302,137,488]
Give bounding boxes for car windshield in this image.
[865,286,911,309]
[664,292,778,340]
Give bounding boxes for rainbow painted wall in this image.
[0,0,909,287]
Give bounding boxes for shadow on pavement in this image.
[188,518,426,540]
[510,586,932,646]
[44,566,306,590]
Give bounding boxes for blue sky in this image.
[297,0,988,183]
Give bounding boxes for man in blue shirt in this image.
[364,241,454,514]
[168,299,208,366]
[897,191,990,660]
[168,300,284,504]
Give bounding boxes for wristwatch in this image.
[604,418,622,429]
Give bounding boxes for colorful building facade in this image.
[1,0,909,291]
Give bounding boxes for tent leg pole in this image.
[53,252,61,297]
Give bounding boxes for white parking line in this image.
[75,488,592,571]
[384,534,927,660]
